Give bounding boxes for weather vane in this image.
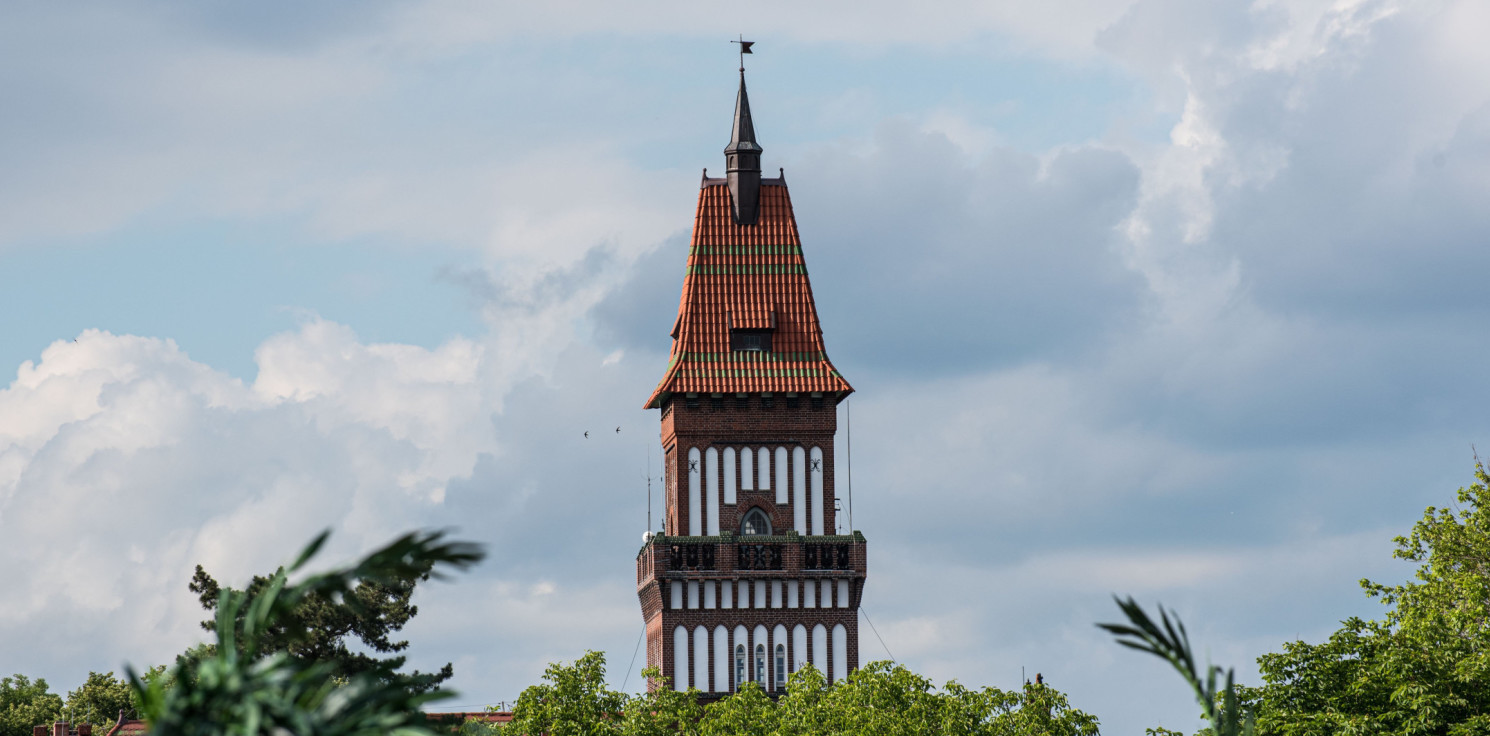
[731,34,754,72]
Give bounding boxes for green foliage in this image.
[1,675,62,736]
[617,668,702,736]
[190,539,454,694]
[501,652,1097,736]
[128,529,483,736]
[64,671,134,727]
[506,651,629,736]
[1236,461,1490,735]
[1100,597,1254,736]
[699,681,776,736]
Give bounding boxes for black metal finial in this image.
[723,50,763,226]
[732,35,754,73]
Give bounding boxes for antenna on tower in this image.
[646,445,654,536]
[847,397,854,533]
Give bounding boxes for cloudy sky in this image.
[4,0,1489,732]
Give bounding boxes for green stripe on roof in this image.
[684,264,808,275]
[688,244,803,256]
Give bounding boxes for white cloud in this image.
[0,322,501,671]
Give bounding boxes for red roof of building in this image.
[644,180,852,408]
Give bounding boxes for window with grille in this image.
[735,645,746,689]
[741,508,772,536]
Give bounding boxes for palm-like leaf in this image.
[1098,596,1255,736]
[128,529,483,736]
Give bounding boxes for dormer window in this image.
[730,329,772,352]
[741,508,772,536]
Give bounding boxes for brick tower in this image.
[636,68,866,696]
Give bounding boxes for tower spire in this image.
[724,48,762,225]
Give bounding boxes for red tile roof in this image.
[644,181,852,408]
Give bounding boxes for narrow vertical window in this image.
[713,626,729,693]
[740,447,753,491]
[812,624,828,675]
[694,626,709,693]
[775,446,789,505]
[775,644,787,688]
[723,447,737,504]
[792,624,807,676]
[755,644,766,684]
[793,446,807,532]
[792,446,804,509]
[674,626,689,691]
[810,446,825,535]
[832,624,848,683]
[734,644,746,689]
[705,447,720,535]
[757,447,770,490]
[687,448,702,536]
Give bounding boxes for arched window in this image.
[741,508,772,536]
[775,644,787,688]
[734,644,746,689]
[755,643,766,684]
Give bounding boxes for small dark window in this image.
[785,395,800,409]
[730,329,773,352]
[735,394,749,409]
[760,395,774,409]
[711,396,724,410]
[811,396,825,410]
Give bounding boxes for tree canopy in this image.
[63,671,134,728]
[1234,461,1490,734]
[496,651,1099,736]
[1,675,62,736]
[133,529,483,736]
[190,541,454,693]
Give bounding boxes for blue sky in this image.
[4,1,1490,733]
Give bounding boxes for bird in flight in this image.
[615,426,621,433]
[584,431,589,439]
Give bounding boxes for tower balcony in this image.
[636,531,866,589]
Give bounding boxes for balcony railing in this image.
[669,542,717,571]
[737,543,783,570]
[803,543,852,571]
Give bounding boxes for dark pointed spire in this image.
[724,71,763,225]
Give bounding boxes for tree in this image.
[1231,461,1490,734]
[0,675,62,736]
[64,671,134,727]
[130,529,483,736]
[503,652,1097,736]
[190,543,453,693]
[505,651,629,736]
